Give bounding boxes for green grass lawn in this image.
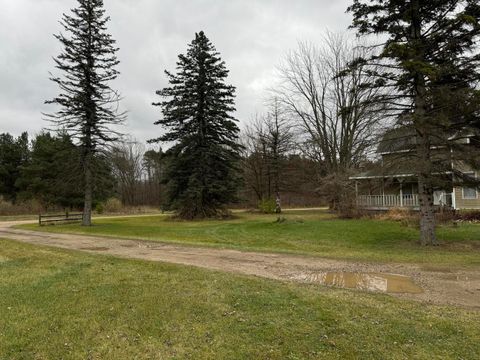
[20,210,480,267]
[1,239,479,359]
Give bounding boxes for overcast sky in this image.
[0,0,353,144]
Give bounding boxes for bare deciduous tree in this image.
[275,32,385,175]
[143,148,165,207]
[242,99,296,212]
[110,140,145,206]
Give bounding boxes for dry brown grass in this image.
[375,207,416,221]
[0,197,46,216]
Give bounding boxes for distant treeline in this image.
[0,131,323,214]
[0,132,114,212]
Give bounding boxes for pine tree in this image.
[150,31,242,219]
[16,132,115,210]
[0,132,29,202]
[16,132,83,209]
[348,0,480,245]
[46,0,125,225]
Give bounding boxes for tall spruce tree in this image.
[46,0,125,225]
[348,0,480,245]
[150,31,242,219]
[0,132,29,202]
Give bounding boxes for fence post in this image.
[38,214,41,226]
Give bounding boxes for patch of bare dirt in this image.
[0,220,479,309]
[80,246,109,251]
[440,240,480,251]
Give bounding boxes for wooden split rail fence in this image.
[38,212,83,226]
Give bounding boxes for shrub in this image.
[0,198,17,216]
[455,210,480,223]
[374,207,419,227]
[104,198,123,213]
[435,207,456,224]
[336,205,366,219]
[258,198,276,214]
[95,203,104,214]
[382,207,416,221]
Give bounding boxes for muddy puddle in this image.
[292,272,423,294]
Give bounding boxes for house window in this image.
[462,172,478,199]
[463,187,477,199]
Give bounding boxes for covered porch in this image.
[356,193,452,209]
[351,173,453,210]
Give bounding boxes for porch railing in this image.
[357,194,419,208]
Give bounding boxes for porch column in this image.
[399,180,403,207]
[355,181,359,205]
[382,178,385,206]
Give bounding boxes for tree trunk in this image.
[82,152,93,226]
[418,172,437,245]
[273,156,281,214]
[411,0,437,245]
[416,124,438,245]
[415,121,438,245]
[275,192,282,214]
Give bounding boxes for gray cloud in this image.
[0,0,352,144]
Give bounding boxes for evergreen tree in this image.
[150,31,242,219]
[46,0,125,225]
[16,132,116,211]
[0,132,29,202]
[16,133,82,209]
[348,0,480,245]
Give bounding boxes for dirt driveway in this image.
[0,220,479,309]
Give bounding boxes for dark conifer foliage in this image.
[16,133,115,210]
[347,0,480,245]
[0,132,29,202]
[16,133,83,208]
[46,0,125,225]
[150,31,242,219]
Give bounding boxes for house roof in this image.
[349,166,415,180]
[376,126,454,154]
[350,125,479,180]
[377,127,417,154]
[349,169,453,180]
